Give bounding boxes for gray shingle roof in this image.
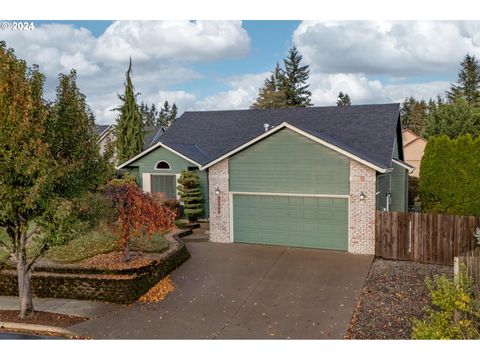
[94,124,111,136]
[144,125,166,149]
[159,103,401,169]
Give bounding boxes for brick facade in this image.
[349,160,376,254]
[208,159,231,243]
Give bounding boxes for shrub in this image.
[419,134,480,215]
[162,199,182,220]
[177,171,203,222]
[38,192,114,247]
[412,270,480,339]
[408,176,420,211]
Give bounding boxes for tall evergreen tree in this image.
[114,59,144,163]
[46,70,111,198]
[336,92,351,106]
[170,103,178,125]
[447,54,480,104]
[158,100,178,127]
[159,100,171,126]
[251,63,288,109]
[283,46,312,107]
[400,97,429,135]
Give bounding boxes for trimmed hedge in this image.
[419,134,480,215]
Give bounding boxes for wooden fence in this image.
[375,211,480,266]
[454,248,480,292]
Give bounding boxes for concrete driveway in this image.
[69,242,373,339]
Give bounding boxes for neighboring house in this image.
[94,124,166,164]
[402,129,426,178]
[95,124,115,160]
[117,104,413,255]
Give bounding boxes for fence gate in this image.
[375,211,479,266]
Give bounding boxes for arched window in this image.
[155,160,171,170]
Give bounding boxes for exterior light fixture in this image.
[359,191,366,201]
[215,188,220,195]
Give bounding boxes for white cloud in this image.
[94,21,250,63]
[293,21,480,76]
[2,21,251,124]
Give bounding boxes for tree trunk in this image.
[17,232,33,319]
[124,240,131,262]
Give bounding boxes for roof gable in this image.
[201,122,389,173]
[160,103,401,170]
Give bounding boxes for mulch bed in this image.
[346,258,453,339]
[0,310,89,328]
[77,251,154,270]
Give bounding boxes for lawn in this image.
[45,224,169,263]
[0,228,9,264]
[0,224,169,264]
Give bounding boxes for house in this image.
[95,124,167,164]
[402,129,426,178]
[117,104,412,255]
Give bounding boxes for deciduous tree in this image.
[0,43,56,318]
[103,179,176,261]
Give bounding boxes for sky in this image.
[2,20,480,124]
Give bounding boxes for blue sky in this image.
[2,20,479,124]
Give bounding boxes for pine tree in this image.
[177,171,203,222]
[283,46,312,107]
[447,54,480,104]
[114,59,144,163]
[169,103,178,125]
[159,100,171,126]
[336,92,351,106]
[251,63,288,109]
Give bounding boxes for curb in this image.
[0,321,79,338]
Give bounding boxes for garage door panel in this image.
[233,194,348,250]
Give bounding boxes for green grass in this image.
[0,228,10,264]
[44,225,169,263]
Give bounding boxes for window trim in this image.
[154,160,171,170]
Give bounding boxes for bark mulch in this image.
[77,251,154,270]
[0,310,89,327]
[346,258,453,339]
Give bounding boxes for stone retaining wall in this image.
[0,230,191,304]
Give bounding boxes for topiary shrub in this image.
[412,269,480,339]
[177,171,203,223]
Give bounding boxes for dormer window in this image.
[155,161,171,170]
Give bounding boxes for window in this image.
[151,175,176,200]
[155,160,171,170]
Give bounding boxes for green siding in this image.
[229,129,350,195]
[233,194,348,250]
[390,162,408,212]
[125,146,209,218]
[376,173,390,211]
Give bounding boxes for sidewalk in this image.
[0,296,124,318]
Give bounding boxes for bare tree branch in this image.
[26,242,48,273]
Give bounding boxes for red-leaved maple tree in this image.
[104,180,176,261]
